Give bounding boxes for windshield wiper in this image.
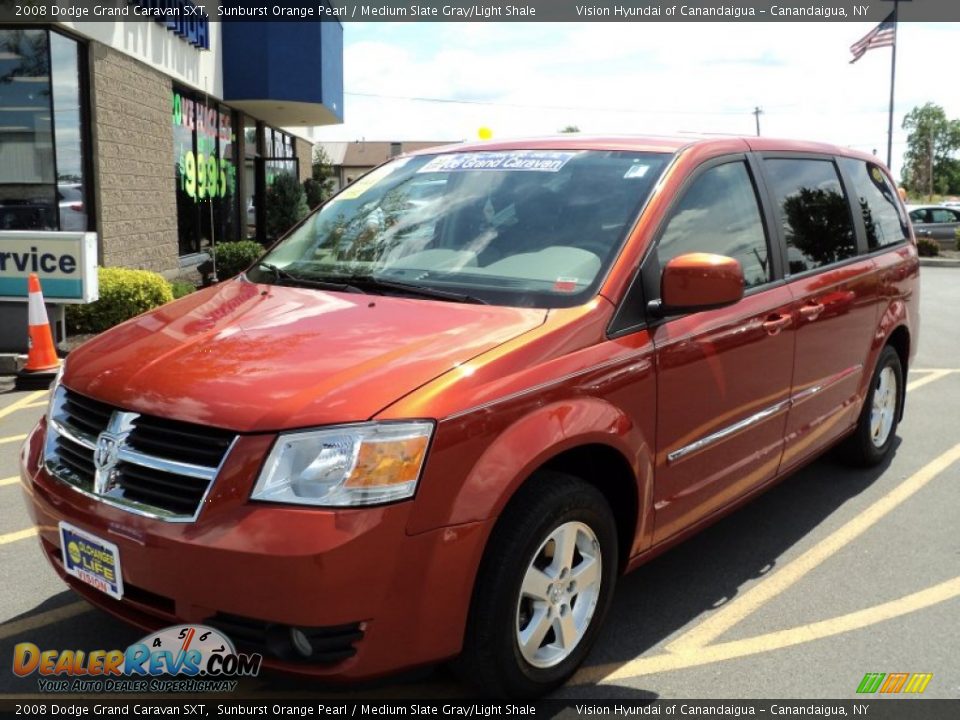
[338,275,489,305]
[255,262,366,294]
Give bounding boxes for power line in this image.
[344,91,755,116]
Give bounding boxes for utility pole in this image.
[753,106,763,136]
[886,0,900,169]
[928,130,935,200]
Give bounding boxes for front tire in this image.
[840,345,903,466]
[456,471,618,698]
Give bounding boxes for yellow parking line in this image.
[664,441,960,653]
[0,391,47,421]
[906,370,954,393]
[0,475,20,487]
[0,527,38,546]
[20,401,48,409]
[0,601,91,642]
[576,576,960,683]
[0,434,27,445]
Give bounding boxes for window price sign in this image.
[173,91,237,203]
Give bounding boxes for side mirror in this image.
[649,253,744,317]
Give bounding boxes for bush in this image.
[955,226,960,251]
[67,267,173,334]
[916,237,940,257]
[169,280,196,299]
[211,240,263,279]
[266,172,309,241]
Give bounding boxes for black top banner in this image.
[1,0,959,23]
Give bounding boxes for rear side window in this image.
[657,161,771,289]
[838,158,908,250]
[764,159,857,274]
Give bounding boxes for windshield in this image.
[248,149,672,308]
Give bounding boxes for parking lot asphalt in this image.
[0,266,957,701]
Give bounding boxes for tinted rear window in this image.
[764,158,857,274]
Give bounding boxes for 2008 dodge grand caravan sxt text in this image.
[21,136,919,697]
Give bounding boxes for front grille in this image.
[128,416,234,468]
[116,462,210,515]
[210,613,364,665]
[61,392,112,437]
[44,386,237,522]
[54,435,95,491]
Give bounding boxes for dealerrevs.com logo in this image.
[13,625,262,693]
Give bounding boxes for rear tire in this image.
[839,345,903,466]
[456,471,618,698]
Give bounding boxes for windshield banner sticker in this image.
[418,151,578,174]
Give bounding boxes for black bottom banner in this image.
[1,700,959,720]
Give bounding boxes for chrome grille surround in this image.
[43,386,237,523]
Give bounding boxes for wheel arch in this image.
[884,324,910,421]
[539,444,641,574]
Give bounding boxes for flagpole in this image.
[886,0,899,168]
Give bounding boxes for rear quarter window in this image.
[838,158,908,250]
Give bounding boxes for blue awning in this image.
[221,20,343,127]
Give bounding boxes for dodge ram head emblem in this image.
[93,433,122,495]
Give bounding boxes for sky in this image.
[311,21,960,180]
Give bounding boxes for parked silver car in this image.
[907,204,960,249]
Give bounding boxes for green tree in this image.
[304,146,336,208]
[559,125,580,133]
[901,103,960,197]
[265,173,309,241]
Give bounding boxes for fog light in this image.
[290,627,313,658]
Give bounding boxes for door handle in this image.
[798,302,825,321]
[762,314,791,335]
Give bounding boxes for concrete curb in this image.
[920,258,960,268]
[0,355,22,375]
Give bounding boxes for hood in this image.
[64,279,546,432]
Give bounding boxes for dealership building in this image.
[0,6,344,281]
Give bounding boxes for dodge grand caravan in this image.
[20,136,919,697]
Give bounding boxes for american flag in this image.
[849,12,897,64]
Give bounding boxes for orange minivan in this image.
[21,136,918,697]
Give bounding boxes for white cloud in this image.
[315,21,960,178]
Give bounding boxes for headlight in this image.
[250,422,434,507]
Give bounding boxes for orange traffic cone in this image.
[16,273,61,389]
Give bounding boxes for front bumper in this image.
[19,418,488,681]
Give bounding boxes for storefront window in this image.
[172,86,240,257]
[243,115,258,238]
[267,128,295,159]
[0,28,87,232]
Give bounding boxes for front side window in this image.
[838,158,908,250]
[248,150,672,308]
[764,158,857,274]
[657,161,771,289]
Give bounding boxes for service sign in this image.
[0,231,99,304]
